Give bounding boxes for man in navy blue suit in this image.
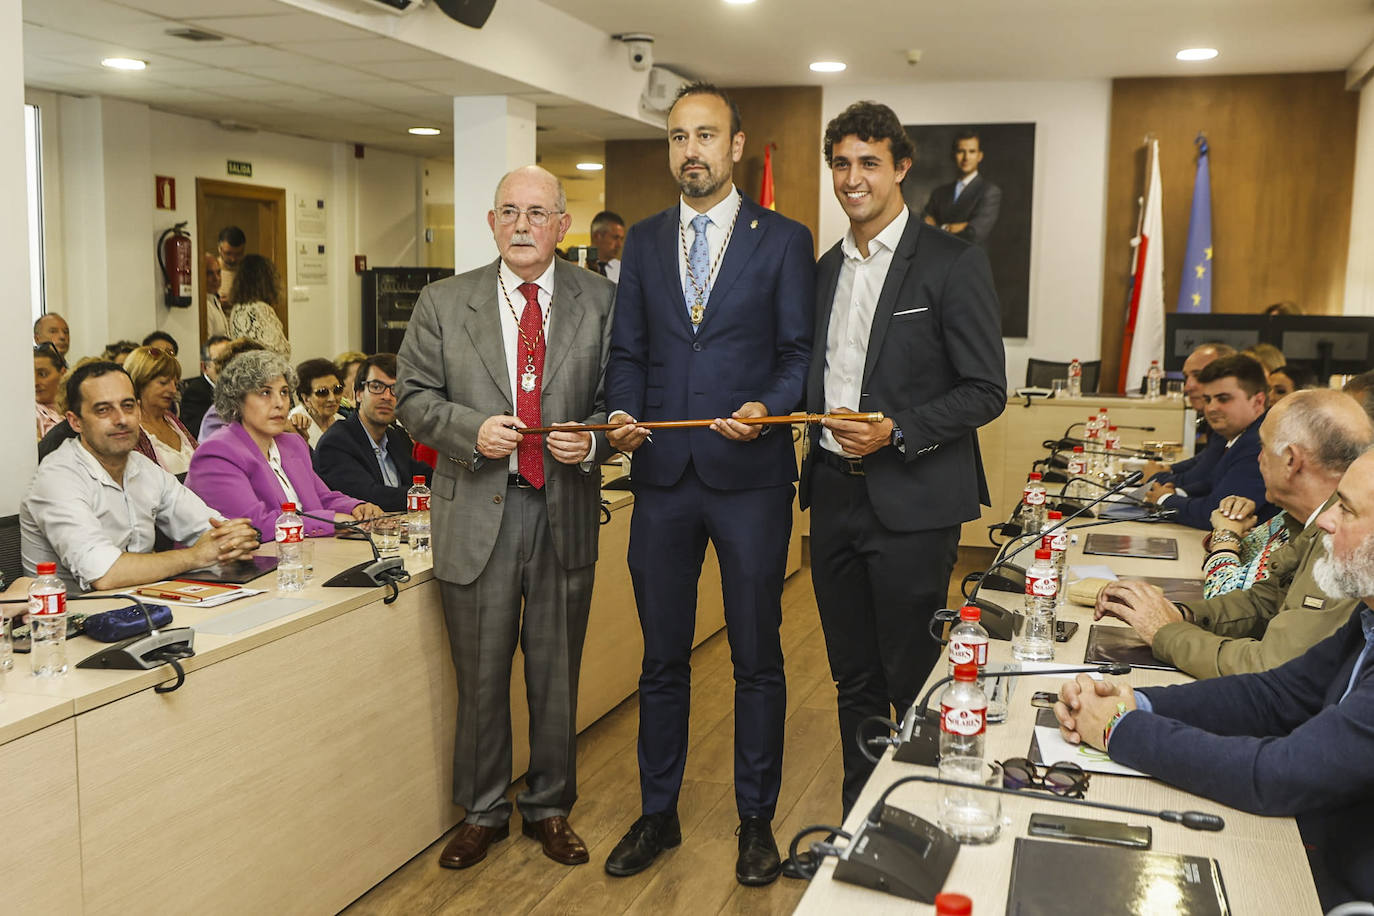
[602,83,814,887]
[1146,354,1274,529]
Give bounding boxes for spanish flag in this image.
[760,143,776,210]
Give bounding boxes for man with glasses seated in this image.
[1056,446,1374,909]
[314,353,430,511]
[21,361,260,594]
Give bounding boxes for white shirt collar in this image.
[841,205,910,262]
[679,186,741,230]
[958,171,979,188]
[72,437,144,490]
[1306,502,1325,527]
[498,258,557,301]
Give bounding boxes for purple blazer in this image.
[186,421,361,537]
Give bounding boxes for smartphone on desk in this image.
[1028,813,1151,849]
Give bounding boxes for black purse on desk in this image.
[83,603,174,642]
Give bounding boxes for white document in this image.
[1034,725,1149,777]
[1069,564,1118,582]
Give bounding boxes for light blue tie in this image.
[685,213,711,332]
[953,180,965,203]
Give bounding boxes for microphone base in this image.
[77,627,196,670]
[892,710,942,767]
[980,565,1025,593]
[324,556,406,588]
[832,804,959,903]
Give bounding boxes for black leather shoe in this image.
[604,811,682,877]
[736,816,781,886]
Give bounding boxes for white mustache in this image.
[510,231,535,245]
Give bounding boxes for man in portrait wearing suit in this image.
[921,128,1002,245]
[313,352,431,511]
[805,102,1006,818]
[602,82,814,887]
[395,165,616,872]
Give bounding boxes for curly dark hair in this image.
[295,357,340,399]
[823,101,915,168]
[671,81,742,137]
[228,254,280,307]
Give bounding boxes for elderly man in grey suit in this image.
[396,165,616,872]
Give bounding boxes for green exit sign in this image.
[227,159,253,177]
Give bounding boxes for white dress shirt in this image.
[954,171,979,202]
[603,259,621,283]
[677,187,743,300]
[498,259,555,473]
[20,437,218,592]
[267,440,303,506]
[821,206,910,456]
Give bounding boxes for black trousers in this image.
[808,462,960,816]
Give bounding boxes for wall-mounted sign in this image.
[227,160,253,177]
[155,176,176,210]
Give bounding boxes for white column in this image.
[451,96,537,273]
[1344,83,1374,316]
[1,0,37,512]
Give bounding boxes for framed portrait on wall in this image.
[901,122,1035,338]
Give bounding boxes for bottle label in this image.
[941,703,986,737]
[1026,571,1059,598]
[1068,458,1087,476]
[949,638,988,666]
[29,591,66,616]
[276,523,304,544]
[1046,530,1068,552]
[1105,433,1121,450]
[407,494,430,512]
[1023,487,1045,506]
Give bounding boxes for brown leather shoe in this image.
[438,822,509,869]
[522,815,590,865]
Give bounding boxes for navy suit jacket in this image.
[312,411,431,512]
[1112,606,1374,907]
[921,174,1002,245]
[799,217,1006,531]
[605,194,814,490]
[1159,414,1273,530]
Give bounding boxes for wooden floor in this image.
[347,545,995,916]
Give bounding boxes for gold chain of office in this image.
[499,276,551,393]
[679,194,741,326]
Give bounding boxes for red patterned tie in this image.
[515,282,546,489]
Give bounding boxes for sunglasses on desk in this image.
[999,757,1090,799]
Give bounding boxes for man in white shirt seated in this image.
[21,361,260,593]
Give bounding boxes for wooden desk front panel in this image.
[4,718,81,914]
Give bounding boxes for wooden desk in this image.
[0,488,734,914]
[795,519,1323,914]
[961,394,1191,546]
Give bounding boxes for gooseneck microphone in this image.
[299,510,411,603]
[887,663,1132,767]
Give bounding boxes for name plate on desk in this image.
[193,598,318,636]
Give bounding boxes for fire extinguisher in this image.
[157,221,193,308]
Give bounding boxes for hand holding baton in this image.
[517,411,885,436]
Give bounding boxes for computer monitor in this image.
[1162,314,1266,372]
[1270,315,1374,377]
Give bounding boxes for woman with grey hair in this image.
[186,350,381,536]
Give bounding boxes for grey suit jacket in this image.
[395,257,616,584]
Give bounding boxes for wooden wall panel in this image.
[1099,73,1358,387]
[606,86,822,251]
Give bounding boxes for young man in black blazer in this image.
[801,102,1007,817]
[314,353,430,511]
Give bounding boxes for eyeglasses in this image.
[494,205,563,228]
[999,758,1090,798]
[363,380,397,396]
[312,384,345,398]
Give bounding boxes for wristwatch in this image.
[890,423,906,454]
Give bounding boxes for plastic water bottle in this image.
[28,562,68,677]
[1104,425,1122,478]
[1067,446,1088,500]
[939,663,987,761]
[1066,358,1083,398]
[948,605,989,677]
[275,502,305,592]
[1021,472,1047,534]
[1146,359,1163,399]
[1015,548,1058,661]
[406,475,431,555]
[1041,512,1069,598]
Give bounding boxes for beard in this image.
[1312,531,1374,599]
[676,161,726,199]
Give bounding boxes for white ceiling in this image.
[22,0,1374,174]
[545,0,1374,84]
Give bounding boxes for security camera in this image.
[614,32,654,72]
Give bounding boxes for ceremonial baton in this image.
[517,411,885,435]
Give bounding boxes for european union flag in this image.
[1176,133,1212,313]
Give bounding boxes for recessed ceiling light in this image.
[576,162,604,171]
[101,57,147,71]
[1176,48,1218,61]
[723,0,757,4]
[408,127,442,136]
[810,61,846,73]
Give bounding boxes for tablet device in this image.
[180,555,278,585]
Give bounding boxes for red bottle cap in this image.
[1028,472,1042,481]
[1109,425,1118,431]
[959,605,980,622]
[412,475,425,485]
[280,502,297,512]
[36,562,57,575]
[1035,548,1052,561]
[953,663,978,682]
[1073,445,1084,453]
[935,893,973,916]
[1047,510,1063,520]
